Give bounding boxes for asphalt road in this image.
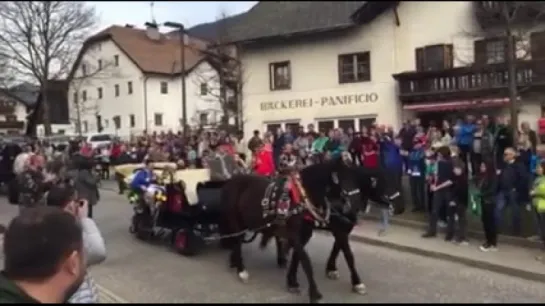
[1,189,545,303]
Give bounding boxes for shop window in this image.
[358,118,376,130]
[317,120,334,133]
[285,122,300,133]
[338,119,355,132]
[266,123,281,133]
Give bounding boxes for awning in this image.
[403,97,511,112]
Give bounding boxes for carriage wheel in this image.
[132,214,152,241]
[173,228,199,256]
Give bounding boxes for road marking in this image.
[97,284,129,304]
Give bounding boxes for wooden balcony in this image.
[0,121,25,129]
[392,59,545,103]
[0,105,15,114]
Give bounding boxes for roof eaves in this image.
[141,57,206,78]
[227,24,356,45]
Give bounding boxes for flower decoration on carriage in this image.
[154,190,167,202]
[127,190,139,204]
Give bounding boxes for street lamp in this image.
[162,21,187,135]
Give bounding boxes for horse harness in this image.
[260,174,305,222]
[260,171,331,227]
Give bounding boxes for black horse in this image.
[219,159,358,303]
[268,160,397,296]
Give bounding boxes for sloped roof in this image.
[186,12,248,42]
[5,82,39,107]
[70,25,207,79]
[224,1,367,43]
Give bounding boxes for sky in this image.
[90,1,256,32]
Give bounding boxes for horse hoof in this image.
[326,270,340,280]
[237,270,250,283]
[287,286,301,294]
[277,260,287,269]
[309,292,323,304]
[352,283,367,295]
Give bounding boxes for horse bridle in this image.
[292,174,329,224]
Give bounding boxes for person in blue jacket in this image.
[455,116,476,173]
[130,159,155,193]
[381,136,403,214]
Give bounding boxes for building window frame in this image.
[415,44,454,72]
[160,82,168,94]
[485,39,505,64]
[114,84,120,97]
[338,52,371,83]
[200,83,208,96]
[154,113,163,126]
[127,81,133,94]
[97,87,103,99]
[129,114,135,128]
[269,61,291,91]
[114,55,119,67]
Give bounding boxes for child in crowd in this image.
[423,146,453,238]
[477,160,499,251]
[530,161,545,261]
[447,148,469,245]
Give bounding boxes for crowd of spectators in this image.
[242,116,544,257]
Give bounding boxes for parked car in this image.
[86,133,114,150]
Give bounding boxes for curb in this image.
[348,232,545,284]
[361,214,543,250]
[97,284,129,304]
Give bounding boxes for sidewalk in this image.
[349,220,545,283]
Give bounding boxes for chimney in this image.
[145,22,160,41]
[125,24,134,28]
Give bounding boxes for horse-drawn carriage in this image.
[115,162,228,256]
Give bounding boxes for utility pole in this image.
[164,21,187,136]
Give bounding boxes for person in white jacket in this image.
[46,184,107,303]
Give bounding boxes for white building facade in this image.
[68,25,223,139]
[234,1,545,135]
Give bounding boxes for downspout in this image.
[143,76,149,132]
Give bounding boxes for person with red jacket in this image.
[361,135,379,169]
[110,142,122,165]
[254,143,275,176]
[80,142,93,157]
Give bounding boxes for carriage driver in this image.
[129,159,155,205]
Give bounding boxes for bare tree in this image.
[0,1,98,136]
[191,9,247,133]
[459,2,545,140]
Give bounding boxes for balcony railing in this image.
[393,59,545,102]
[0,105,15,114]
[0,121,24,129]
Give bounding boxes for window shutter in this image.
[443,44,454,69]
[474,40,487,65]
[530,31,545,60]
[415,48,425,71]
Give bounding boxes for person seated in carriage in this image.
[204,135,248,181]
[128,159,161,205]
